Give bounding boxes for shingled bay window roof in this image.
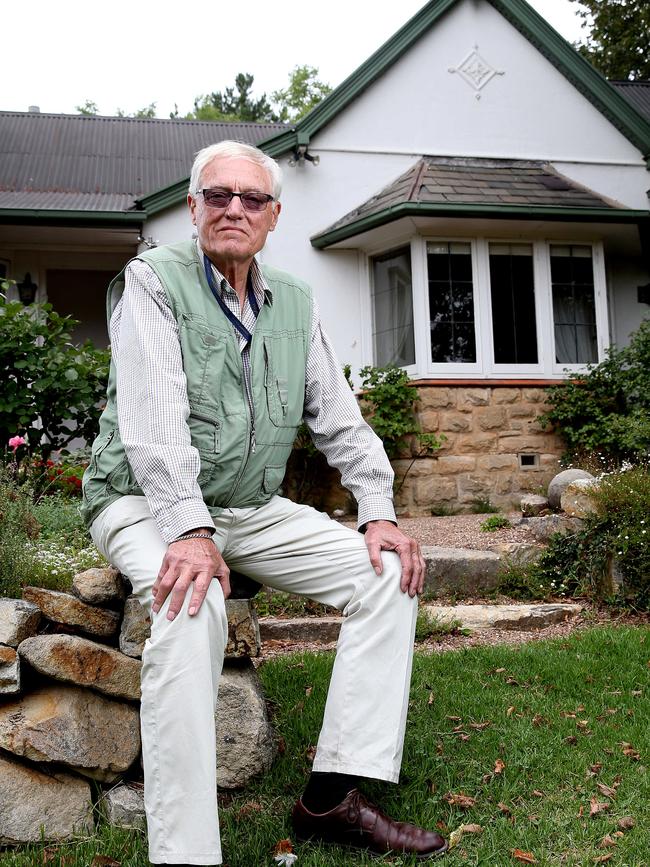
[311,156,647,249]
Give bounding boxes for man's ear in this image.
[269,201,282,232]
[188,193,197,225]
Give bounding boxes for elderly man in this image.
[82,140,447,865]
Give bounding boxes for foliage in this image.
[187,73,277,122]
[271,65,332,122]
[571,0,650,80]
[0,291,110,462]
[414,606,462,640]
[75,99,99,115]
[469,497,499,515]
[540,319,650,464]
[480,515,511,532]
[116,102,157,118]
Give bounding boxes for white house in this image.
[2,0,649,510]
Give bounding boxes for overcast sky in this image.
[3,0,587,118]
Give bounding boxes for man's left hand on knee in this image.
[363,520,425,597]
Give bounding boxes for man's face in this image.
[188,156,281,269]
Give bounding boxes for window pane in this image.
[550,245,597,364]
[371,247,415,367]
[488,243,538,364]
[427,242,476,363]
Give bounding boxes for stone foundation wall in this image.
[393,385,564,514]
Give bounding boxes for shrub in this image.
[541,318,650,464]
[0,290,110,462]
[480,515,511,532]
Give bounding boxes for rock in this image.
[423,547,502,597]
[215,663,277,789]
[22,586,120,638]
[119,596,260,660]
[0,645,20,695]
[119,596,151,658]
[102,782,146,831]
[72,566,124,606]
[520,514,585,542]
[19,634,141,701]
[259,616,342,645]
[424,603,583,631]
[601,556,625,597]
[0,598,41,647]
[0,753,93,844]
[520,494,549,517]
[0,684,140,782]
[487,542,545,567]
[226,599,261,658]
[560,478,599,518]
[548,468,594,509]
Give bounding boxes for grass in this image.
[1,626,648,866]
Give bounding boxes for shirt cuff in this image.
[356,494,397,532]
[157,499,216,544]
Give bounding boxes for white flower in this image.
[274,855,298,866]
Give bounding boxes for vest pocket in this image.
[188,410,222,485]
[263,336,301,429]
[82,430,116,500]
[262,464,286,495]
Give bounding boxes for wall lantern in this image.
[17,273,38,305]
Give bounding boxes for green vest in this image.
[81,241,312,529]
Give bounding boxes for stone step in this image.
[422,546,503,596]
[259,616,342,645]
[423,602,583,632]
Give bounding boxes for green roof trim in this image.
[0,208,145,228]
[260,0,650,159]
[137,178,189,217]
[310,202,650,249]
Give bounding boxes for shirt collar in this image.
[196,240,273,307]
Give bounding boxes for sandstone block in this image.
[476,455,517,471]
[216,664,277,789]
[414,476,457,505]
[0,599,41,647]
[477,407,508,430]
[548,468,594,509]
[520,494,549,517]
[22,587,120,638]
[487,542,545,566]
[0,684,141,782]
[418,409,439,432]
[102,782,146,831]
[0,753,93,844]
[423,547,502,596]
[497,435,547,454]
[494,474,514,494]
[602,556,625,597]
[259,616,342,644]
[433,456,476,474]
[72,566,124,606]
[457,388,490,407]
[424,602,582,632]
[492,388,521,404]
[440,412,472,433]
[458,474,490,495]
[520,514,585,542]
[508,403,536,419]
[455,434,498,454]
[521,389,548,403]
[119,596,151,658]
[0,646,20,695]
[19,634,141,701]
[561,478,599,518]
[419,388,456,409]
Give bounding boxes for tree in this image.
[187,73,276,122]
[76,99,99,115]
[271,65,332,122]
[116,103,157,118]
[570,0,650,80]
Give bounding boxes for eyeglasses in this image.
[198,188,274,212]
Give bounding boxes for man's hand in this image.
[364,520,425,597]
[152,531,230,620]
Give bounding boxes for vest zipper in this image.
[223,336,256,505]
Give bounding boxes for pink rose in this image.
[8,435,27,451]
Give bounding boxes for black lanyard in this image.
[203,254,260,344]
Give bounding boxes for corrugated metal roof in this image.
[318,156,623,237]
[0,111,287,212]
[610,81,650,123]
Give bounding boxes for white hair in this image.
[188,140,282,200]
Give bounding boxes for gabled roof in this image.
[0,111,286,224]
[261,0,650,160]
[311,156,649,248]
[611,82,650,124]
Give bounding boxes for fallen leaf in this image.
[612,831,624,838]
[592,855,613,863]
[576,719,591,731]
[91,858,121,867]
[577,805,584,818]
[305,686,312,697]
[587,762,603,777]
[429,781,436,794]
[482,773,493,784]
[512,848,537,863]
[531,790,545,798]
[531,714,546,727]
[436,741,444,755]
[273,839,294,855]
[447,823,483,849]
[428,691,434,705]
[507,706,516,717]
[447,715,462,722]
[469,721,491,730]
[599,834,618,849]
[235,801,263,821]
[564,736,578,746]
[461,823,483,833]
[457,733,471,742]
[505,676,520,686]
[617,816,635,830]
[589,798,610,817]
[498,802,512,816]
[494,758,506,775]
[305,745,316,762]
[596,783,618,799]
[444,791,477,809]
[620,742,640,760]
[631,689,642,696]
[436,820,447,832]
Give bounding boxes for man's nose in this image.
[224,193,244,218]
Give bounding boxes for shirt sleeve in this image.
[111,259,215,543]
[302,298,397,529]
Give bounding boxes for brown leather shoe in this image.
[292,788,448,860]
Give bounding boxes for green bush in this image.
[541,318,650,464]
[480,515,511,532]
[0,288,110,461]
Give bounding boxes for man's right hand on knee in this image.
[152,529,230,620]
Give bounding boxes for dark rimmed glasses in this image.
[198,188,274,212]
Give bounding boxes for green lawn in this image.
[1,626,648,866]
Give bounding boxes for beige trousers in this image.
[90,494,417,866]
